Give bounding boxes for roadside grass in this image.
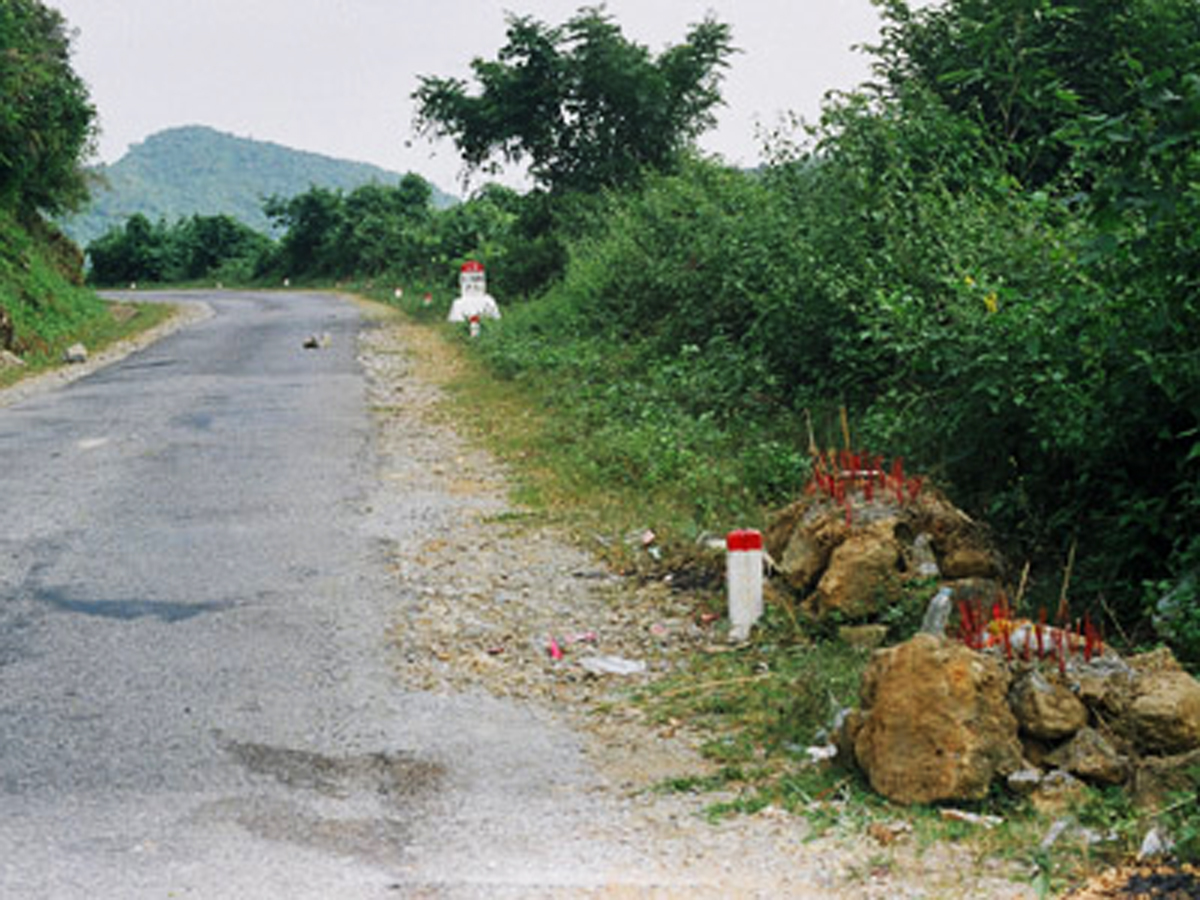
[353,286,1186,896]
[0,300,175,389]
[354,283,754,569]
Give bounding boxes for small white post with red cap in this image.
[727,529,764,641]
[448,260,501,323]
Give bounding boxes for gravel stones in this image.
[355,311,1037,899]
[358,318,710,709]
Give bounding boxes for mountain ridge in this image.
[62,125,457,247]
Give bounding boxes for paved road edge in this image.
[0,295,214,409]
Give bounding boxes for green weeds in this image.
[0,209,175,388]
[1,299,176,389]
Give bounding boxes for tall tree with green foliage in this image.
[0,0,96,215]
[413,6,735,193]
[787,0,1200,633]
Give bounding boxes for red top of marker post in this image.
[461,260,485,273]
[726,529,763,552]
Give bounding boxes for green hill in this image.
[60,125,457,247]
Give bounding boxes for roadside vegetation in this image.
[0,0,172,382]
[84,2,1199,665]
[366,0,1195,668]
[371,4,1199,891]
[59,0,1200,890]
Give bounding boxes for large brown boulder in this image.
[766,485,1003,624]
[850,634,1023,804]
[776,515,846,593]
[1044,727,1128,785]
[939,546,1000,580]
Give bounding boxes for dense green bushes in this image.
[86,212,271,286]
[452,0,1199,654]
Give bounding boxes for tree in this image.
[86,214,168,285]
[264,186,345,277]
[413,7,735,193]
[86,213,271,285]
[175,214,270,280]
[337,175,435,275]
[0,0,96,215]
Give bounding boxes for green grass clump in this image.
[0,209,176,388]
[1,210,107,356]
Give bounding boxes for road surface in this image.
[0,291,654,899]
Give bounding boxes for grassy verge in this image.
[2,210,176,389]
[354,285,1194,897]
[355,282,755,569]
[0,300,176,389]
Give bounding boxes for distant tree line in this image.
[86,213,271,285]
[84,175,535,296]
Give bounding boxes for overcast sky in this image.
[50,0,886,195]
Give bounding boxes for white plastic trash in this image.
[448,293,500,322]
[579,656,646,676]
[920,586,954,636]
[727,529,764,641]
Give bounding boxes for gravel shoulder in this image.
[355,303,1039,899]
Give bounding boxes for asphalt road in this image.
[0,292,641,899]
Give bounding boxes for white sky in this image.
[50,0,886,194]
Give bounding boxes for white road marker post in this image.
[727,529,764,642]
[448,260,501,323]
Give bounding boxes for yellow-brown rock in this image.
[808,519,903,620]
[778,528,830,593]
[1010,668,1090,741]
[940,546,1000,580]
[851,634,1023,804]
[1029,769,1089,816]
[1123,668,1200,755]
[1044,726,1128,785]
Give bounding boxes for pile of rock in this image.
[766,476,1200,811]
[765,485,1001,623]
[839,634,1200,809]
